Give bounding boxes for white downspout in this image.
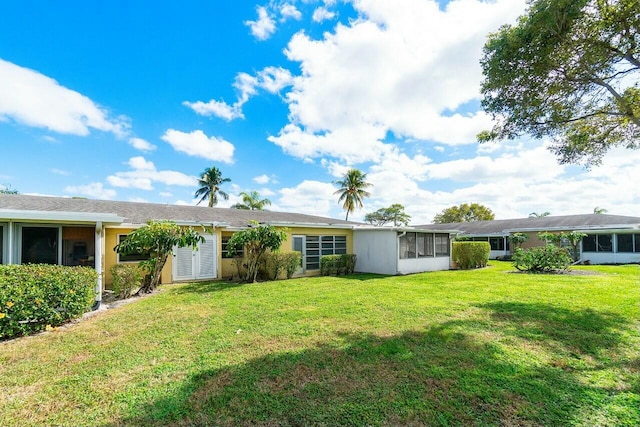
[94,221,103,309]
[7,221,13,264]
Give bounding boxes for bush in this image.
[512,245,573,273]
[320,254,357,276]
[452,242,491,269]
[109,264,142,298]
[0,264,97,339]
[266,253,302,280]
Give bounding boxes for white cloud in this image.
[128,137,156,152]
[161,129,235,163]
[107,156,197,190]
[0,58,129,137]
[159,191,173,198]
[277,180,337,217]
[280,3,302,21]
[261,0,526,161]
[312,7,335,22]
[182,99,244,121]
[184,67,293,121]
[253,174,271,184]
[50,168,70,176]
[64,182,117,200]
[245,6,277,40]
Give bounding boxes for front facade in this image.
[1,195,454,302]
[419,214,640,264]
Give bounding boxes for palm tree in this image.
[593,207,608,214]
[333,168,372,221]
[194,167,231,207]
[231,191,272,210]
[529,211,550,218]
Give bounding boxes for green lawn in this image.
[1,261,639,426]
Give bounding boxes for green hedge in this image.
[0,264,97,339]
[265,253,302,280]
[320,254,357,276]
[512,245,573,273]
[109,264,142,298]
[452,242,491,269]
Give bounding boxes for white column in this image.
[7,221,13,264]
[94,221,103,303]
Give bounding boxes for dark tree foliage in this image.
[433,203,495,224]
[364,204,411,226]
[479,0,640,166]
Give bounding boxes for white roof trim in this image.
[0,209,124,224]
[264,221,355,229]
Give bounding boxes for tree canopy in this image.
[226,222,287,283]
[194,166,231,207]
[333,169,372,221]
[479,0,640,166]
[529,212,551,218]
[114,221,205,294]
[231,191,272,210]
[364,204,411,226]
[433,203,495,224]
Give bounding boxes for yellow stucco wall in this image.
[104,225,353,286]
[219,227,354,279]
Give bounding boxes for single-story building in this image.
[0,194,455,303]
[417,214,640,264]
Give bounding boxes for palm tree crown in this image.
[194,167,231,207]
[333,168,372,221]
[231,191,272,210]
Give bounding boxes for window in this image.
[117,234,151,262]
[22,226,59,264]
[399,232,439,259]
[618,234,640,253]
[305,235,347,270]
[582,234,613,252]
[435,234,450,256]
[489,237,506,251]
[221,236,243,258]
[305,236,320,270]
[417,233,434,257]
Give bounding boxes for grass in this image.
[0,261,638,426]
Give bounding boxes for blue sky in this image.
[1,0,638,223]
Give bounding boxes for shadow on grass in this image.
[172,281,245,295]
[478,301,628,357]
[105,303,639,427]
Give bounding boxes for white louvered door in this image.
[173,234,217,281]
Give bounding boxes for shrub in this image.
[0,264,97,339]
[109,264,142,299]
[320,254,357,276]
[452,242,491,269]
[512,245,573,273]
[266,253,302,280]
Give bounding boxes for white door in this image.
[292,235,305,275]
[173,234,217,281]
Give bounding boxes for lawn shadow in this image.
[477,301,629,358]
[330,273,391,281]
[172,281,245,295]
[103,303,638,427]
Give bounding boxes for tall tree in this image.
[194,167,231,207]
[333,169,372,221]
[231,190,272,210]
[529,212,551,218]
[364,204,411,226]
[478,0,640,166]
[593,207,608,214]
[433,203,495,224]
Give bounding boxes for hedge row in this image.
[0,264,97,339]
[452,242,491,269]
[320,254,357,276]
